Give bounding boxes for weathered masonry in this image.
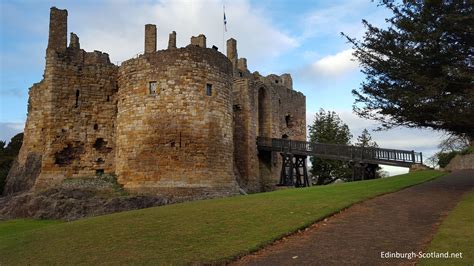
[5,7,306,196]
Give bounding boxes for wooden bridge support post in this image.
[279,154,310,187]
[294,155,310,187]
[279,153,294,186]
[351,162,379,181]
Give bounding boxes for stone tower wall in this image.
[232,78,260,192]
[34,48,118,188]
[116,46,238,195]
[5,8,118,193]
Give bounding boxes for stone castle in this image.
[5,7,306,196]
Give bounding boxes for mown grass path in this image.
[234,170,473,265]
[419,186,474,265]
[0,170,444,265]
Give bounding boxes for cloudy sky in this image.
[0,0,446,175]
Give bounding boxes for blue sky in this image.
[0,0,445,174]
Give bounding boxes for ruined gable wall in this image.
[116,46,238,195]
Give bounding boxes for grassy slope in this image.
[419,189,474,265]
[0,219,61,237]
[0,170,443,265]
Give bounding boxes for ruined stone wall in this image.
[232,77,260,192]
[264,75,306,183]
[230,44,306,191]
[5,7,118,193]
[34,48,118,188]
[264,76,306,141]
[116,46,238,195]
[252,73,306,188]
[4,80,48,194]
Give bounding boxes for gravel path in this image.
[232,170,474,265]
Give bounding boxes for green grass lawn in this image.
[0,219,61,237]
[419,189,474,266]
[0,170,444,265]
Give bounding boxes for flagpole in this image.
[223,5,225,51]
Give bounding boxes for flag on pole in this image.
[224,7,227,32]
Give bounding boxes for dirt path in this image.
[232,170,474,265]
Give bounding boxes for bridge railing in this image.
[257,137,423,165]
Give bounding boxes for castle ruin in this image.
[5,7,306,196]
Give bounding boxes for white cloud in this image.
[0,122,24,142]
[295,48,359,84]
[311,49,358,76]
[68,0,298,67]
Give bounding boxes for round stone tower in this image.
[116,31,237,195]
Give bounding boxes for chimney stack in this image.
[168,31,176,49]
[145,24,157,54]
[226,38,238,69]
[47,7,68,53]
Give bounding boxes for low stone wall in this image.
[445,153,474,171]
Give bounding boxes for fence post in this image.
[411,150,415,163]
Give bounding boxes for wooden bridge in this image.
[256,137,423,187]
[257,137,423,167]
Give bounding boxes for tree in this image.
[0,141,5,154]
[0,133,23,195]
[425,154,439,169]
[432,132,471,168]
[355,128,379,148]
[4,133,23,155]
[309,109,352,185]
[343,1,474,141]
[438,133,470,153]
[355,129,383,178]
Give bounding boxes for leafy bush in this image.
[437,146,473,168]
[437,151,459,168]
[460,146,474,155]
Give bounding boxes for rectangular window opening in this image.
[206,83,212,96]
[149,81,158,94]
